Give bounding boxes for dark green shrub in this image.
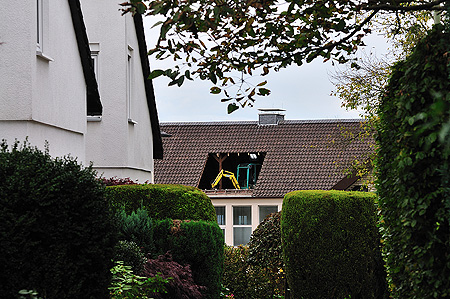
[117,208,154,255]
[281,190,387,299]
[222,245,274,299]
[0,140,116,298]
[377,25,450,298]
[142,252,206,299]
[105,184,216,221]
[153,219,224,299]
[247,212,285,298]
[113,240,147,275]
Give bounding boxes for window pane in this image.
[233,206,251,225]
[259,206,278,223]
[215,206,225,225]
[233,227,252,246]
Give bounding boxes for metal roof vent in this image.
[258,108,285,125]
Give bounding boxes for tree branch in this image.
[307,9,380,61]
[365,0,447,12]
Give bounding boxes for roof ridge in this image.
[160,118,364,126]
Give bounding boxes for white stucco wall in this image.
[211,197,283,246]
[0,1,87,160]
[82,0,155,182]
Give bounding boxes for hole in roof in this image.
[198,152,266,190]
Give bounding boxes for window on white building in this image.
[36,0,43,53]
[259,205,279,223]
[89,43,100,80]
[233,206,252,246]
[215,206,225,225]
[127,46,136,124]
[215,206,226,237]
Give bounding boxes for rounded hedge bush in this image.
[281,190,387,299]
[105,184,216,221]
[0,141,117,298]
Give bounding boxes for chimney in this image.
[258,108,285,125]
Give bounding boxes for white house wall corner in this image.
[0,0,160,184]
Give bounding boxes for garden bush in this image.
[142,251,206,299]
[247,212,285,298]
[281,190,387,299]
[113,240,147,275]
[109,260,169,299]
[377,24,450,298]
[222,245,275,299]
[105,184,216,221]
[0,140,117,298]
[153,219,224,299]
[116,208,154,255]
[101,176,140,186]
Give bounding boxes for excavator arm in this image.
[211,170,241,189]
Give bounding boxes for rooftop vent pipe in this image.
[258,108,285,125]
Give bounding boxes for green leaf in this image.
[210,86,222,94]
[151,21,164,29]
[227,103,239,114]
[148,69,164,80]
[257,88,271,96]
[177,75,185,87]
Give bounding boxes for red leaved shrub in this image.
[142,252,206,299]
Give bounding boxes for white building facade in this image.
[0,0,162,181]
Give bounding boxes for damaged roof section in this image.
[155,119,374,198]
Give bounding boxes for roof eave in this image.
[133,13,163,159]
[68,0,102,116]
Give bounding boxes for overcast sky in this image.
[143,17,390,123]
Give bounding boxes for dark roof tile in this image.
[155,119,373,197]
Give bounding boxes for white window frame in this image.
[36,0,43,53]
[233,205,252,246]
[258,205,279,224]
[36,0,53,61]
[89,43,100,81]
[214,206,226,238]
[127,46,137,124]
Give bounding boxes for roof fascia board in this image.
[133,13,163,159]
[330,171,360,190]
[67,0,102,116]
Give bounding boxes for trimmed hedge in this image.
[281,190,387,299]
[153,219,224,299]
[376,25,450,298]
[105,184,216,221]
[0,141,116,298]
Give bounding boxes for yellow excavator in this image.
[211,169,241,189]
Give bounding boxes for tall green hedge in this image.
[0,141,116,298]
[377,24,450,298]
[281,190,387,299]
[153,219,224,299]
[105,184,216,221]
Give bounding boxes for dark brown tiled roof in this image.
[155,119,374,198]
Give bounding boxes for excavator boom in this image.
[211,169,241,189]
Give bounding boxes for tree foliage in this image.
[376,24,450,298]
[331,10,433,119]
[122,0,446,112]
